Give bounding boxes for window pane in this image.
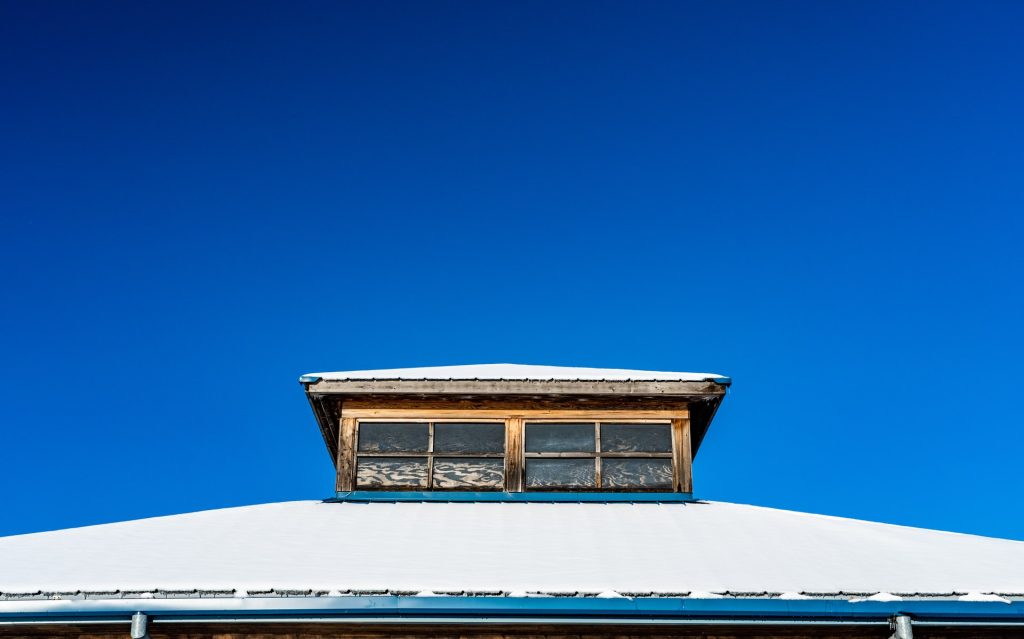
[357,422,429,453]
[356,457,429,488]
[525,423,595,452]
[601,423,672,453]
[432,458,504,489]
[433,422,505,454]
[602,458,673,489]
[525,458,596,488]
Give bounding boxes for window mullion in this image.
[426,422,435,490]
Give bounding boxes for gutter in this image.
[1,596,1022,626]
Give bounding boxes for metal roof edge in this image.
[1,596,1022,624]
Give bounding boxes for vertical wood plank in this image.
[335,412,357,493]
[672,414,693,494]
[505,417,524,492]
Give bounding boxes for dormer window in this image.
[355,421,506,490]
[301,364,730,497]
[524,421,674,490]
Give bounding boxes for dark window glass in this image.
[601,423,672,453]
[356,457,429,488]
[433,423,505,454]
[525,423,595,452]
[525,458,596,488]
[432,458,504,489]
[357,422,429,453]
[602,458,673,489]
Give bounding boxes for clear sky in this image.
[2,1,1022,540]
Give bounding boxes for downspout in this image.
[130,612,150,639]
[890,614,913,639]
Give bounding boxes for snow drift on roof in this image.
[1,500,1022,595]
[302,364,728,383]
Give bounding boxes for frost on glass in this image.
[601,458,673,489]
[525,423,595,453]
[357,422,429,453]
[433,423,505,454]
[432,458,504,489]
[356,457,429,488]
[601,423,672,453]
[525,458,596,488]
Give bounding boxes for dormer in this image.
[301,364,730,499]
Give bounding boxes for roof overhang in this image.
[302,377,728,464]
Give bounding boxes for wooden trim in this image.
[335,416,357,492]
[340,395,694,411]
[308,379,727,397]
[524,452,673,458]
[672,417,693,494]
[355,452,505,458]
[344,409,686,419]
[505,417,524,492]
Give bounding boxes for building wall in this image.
[1,623,1019,639]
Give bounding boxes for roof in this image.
[300,364,730,384]
[2,500,1022,598]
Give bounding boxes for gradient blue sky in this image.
[2,1,1022,539]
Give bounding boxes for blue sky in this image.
[1,1,1022,540]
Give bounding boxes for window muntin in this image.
[354,421,505,490]
[523,421,673,491]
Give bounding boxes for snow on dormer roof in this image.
[301,363,729,384]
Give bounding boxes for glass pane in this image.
[433,422,505,454]
[525,458,596,488]
[601,423,672,453]
[356,457,429,488]
[357,422,429,453]
[602,458,673,489]
[525,423,595,452]
[432,458,504,489]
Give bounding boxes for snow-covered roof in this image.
[301,364,729,383]
[2,500,1022,598]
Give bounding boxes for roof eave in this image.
[2,596,1022,627]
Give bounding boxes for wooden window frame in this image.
[336,406,692,494]
[522,419,675,492]
[353,418,507,491]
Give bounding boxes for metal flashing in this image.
[329,491,697,503]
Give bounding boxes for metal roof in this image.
[2,500,1021,597]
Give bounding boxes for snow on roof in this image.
[2,500,1022,596]
[302,364,728,383]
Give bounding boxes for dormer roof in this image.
[301,364,730,384]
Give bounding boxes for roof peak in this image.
[300,363,729,383]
